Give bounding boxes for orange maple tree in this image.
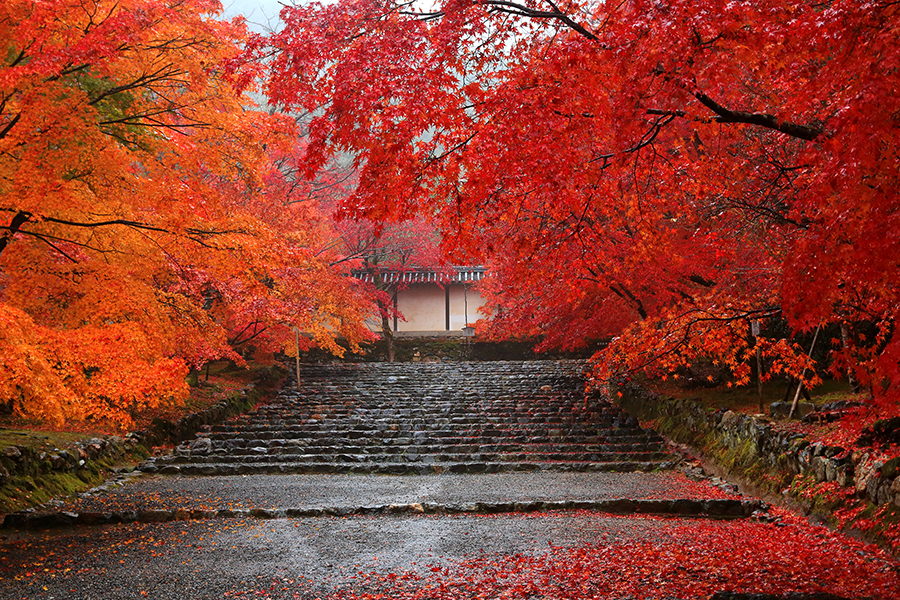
[0,0,375,427]
[242,0,900,414]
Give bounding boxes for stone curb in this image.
[1,498,766,531]
[709,593,861,600]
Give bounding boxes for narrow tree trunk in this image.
[752,320,763,414]
[371,267,395,363]
[381,308,395,363]
[756,344,764,414]
[789,326,820,419]
[840,322,859,393]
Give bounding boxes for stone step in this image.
[229,404,622,417]
[142,460,672,476]
[212,413,635,426]
[203,426,655,440]
[202,441,663,454]
[138,360,676,477]
[162,451,672,465]
[218,417,627,429]
[2,498,766,531]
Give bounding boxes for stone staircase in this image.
[139,360,675,476]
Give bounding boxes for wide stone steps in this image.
[163,450,670,463]
[201,430,659,442]
[207,418,642,429]
[151,461,668,476]
[139,360,676,476]
[213,410,633,422]
[198,440,661,453]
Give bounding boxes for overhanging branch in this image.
[694,92,822,141]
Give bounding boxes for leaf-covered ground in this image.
[1,509,897,599]
[326,509,899,600]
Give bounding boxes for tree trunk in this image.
[370,267,395,363]
[789,327,820,419]
[840,322,860,393]
[381,308,395,363]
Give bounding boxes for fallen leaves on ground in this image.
[327,510,899,600]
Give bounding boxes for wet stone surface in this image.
[140,361,675,476]
[0,513,744,599]
[55,471,740,513]
[2,511,891,600]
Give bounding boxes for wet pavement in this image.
[0,511,690,599]
[58,471,742,513]
[3,506,897,600]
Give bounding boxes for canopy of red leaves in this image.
[241,0,900,418]
[0,0,377,427]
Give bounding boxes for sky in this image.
[221,0,290,32]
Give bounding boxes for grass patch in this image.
[0,429,106,453]
[137,360,265,430]
[646,377,855,414]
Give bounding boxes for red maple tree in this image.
[240,0,900,414]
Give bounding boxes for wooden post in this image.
[789,326,820,419]
[294,327,301,392]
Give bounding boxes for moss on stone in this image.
[0,451,141,514]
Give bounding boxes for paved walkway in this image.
[0,508,763,600]
[56,471,744,512]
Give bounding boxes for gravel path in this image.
[57,470,740,513]
[3,509,896,600]
[0,512,753,599]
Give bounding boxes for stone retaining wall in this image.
[612,383,900,510]
[0,384,259,489]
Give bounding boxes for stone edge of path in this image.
[1,498,767,531]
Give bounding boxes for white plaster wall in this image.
[449,286,485,331]
[396,285,446,331]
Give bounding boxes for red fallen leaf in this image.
[315,511,899,600]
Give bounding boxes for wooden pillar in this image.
[445,286,451,331]
[392,288,399,333]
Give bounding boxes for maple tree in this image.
[0,0,374,427]
[261,138,446,361]
[242,0,900,413]
[337,213,446,361]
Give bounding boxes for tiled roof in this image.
[353,266,486,285]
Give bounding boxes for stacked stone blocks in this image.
[141,361,673,476]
